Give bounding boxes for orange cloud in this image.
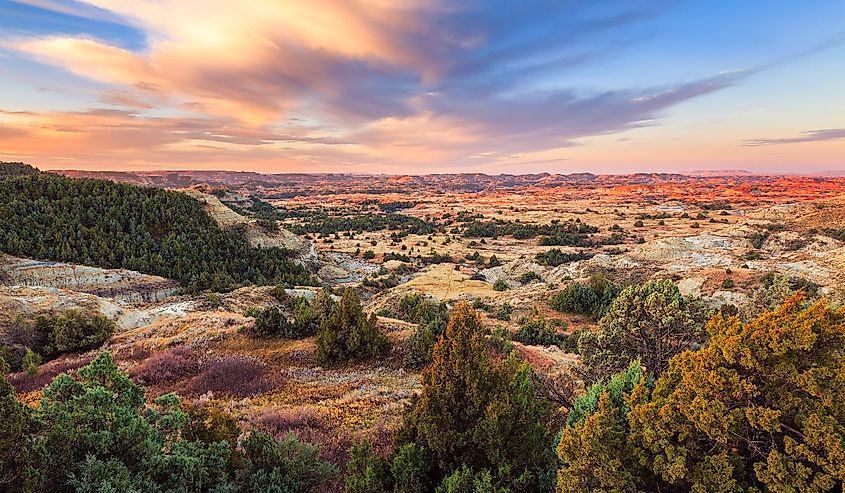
[8,0,449,125]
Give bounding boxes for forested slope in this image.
[0,166,315,291]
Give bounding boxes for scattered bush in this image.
[492,278,509,291]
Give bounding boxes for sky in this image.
[0,0,843,174]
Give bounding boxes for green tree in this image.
[316,288,388,364]
[21,347,41,376]
[578,279,709,381]
[401,303,554,491]
[556,294,845,492]
[628,294,845,492]
[0,358,44,492]
[236,431,337,493]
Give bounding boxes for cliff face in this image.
[0,255,179,303]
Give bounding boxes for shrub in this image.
[186,354,276,397]
[345,440,430,493]
[22,347,41,376]
[236,431,337,492]
[344,439,391,493]
[363,250,376,260]
[515,319,561,347]
[493,302,512,321]
[518,271,541,284]
[396,293,449,326]
[316,288,388,364]
[548,275,619,320]
[253,306,289,337]
[34,309,115,358]
[578,279,709,382]
[565,360,644,426]
[721,278,735,289]
[204,292,222,309]
[131,346,200,387]
[492,278,509,291]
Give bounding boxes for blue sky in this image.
[0,0,843,173]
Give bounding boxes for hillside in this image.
[0,169,315,291]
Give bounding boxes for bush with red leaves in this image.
[9,355,94,393]
[131,346,200,387]
[186,354,278,398]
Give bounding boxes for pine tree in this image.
[21,347,40,376]
[402,302,554,491]
[316,288,388,364]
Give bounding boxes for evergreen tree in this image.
[316,288,388,364]
[556,294,845,492]
[402,302,554,491]
[0,358,44,492]
[578,279,709,381]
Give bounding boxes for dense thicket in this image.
[285,211,436,236]
[556,295,845,492]
[0,173,314,291]
[0,352,336,493]
[462,219,598,246]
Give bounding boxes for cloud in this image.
[10,0,123,24]
[2,0,758,171]
[743,128,845,146]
